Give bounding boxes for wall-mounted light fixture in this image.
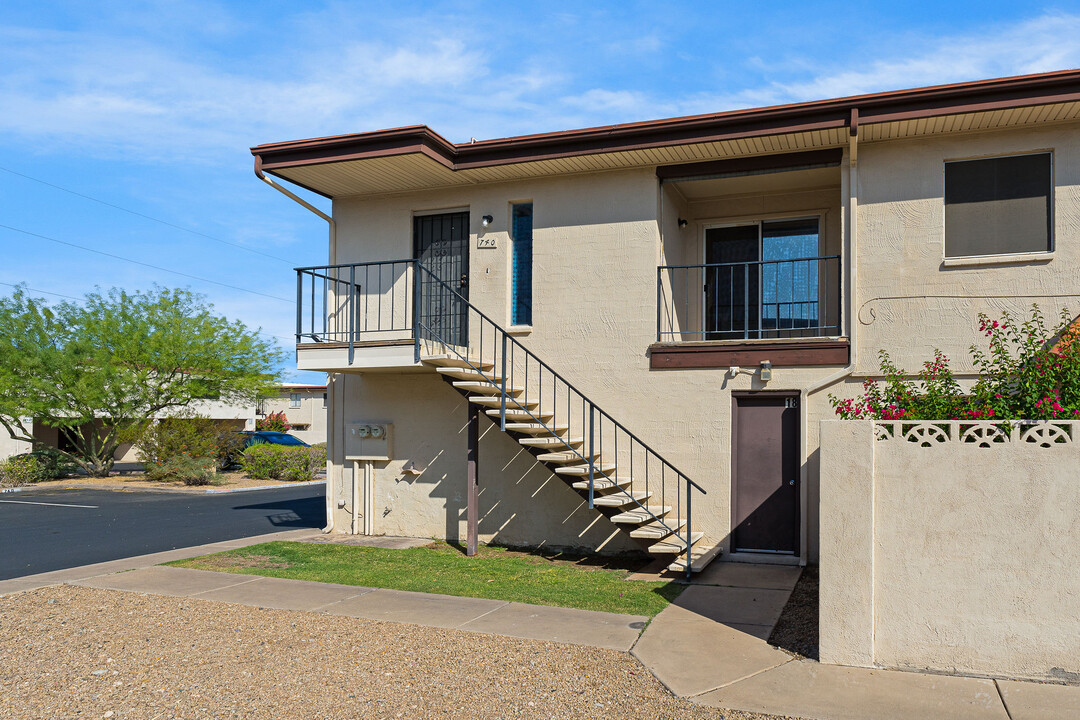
[481,215,493,227]
[759,360,773,382]
[677,218,688,228]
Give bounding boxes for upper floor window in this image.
[944,152,1052,259]
[290,393,301,408]
[511,203,533,326]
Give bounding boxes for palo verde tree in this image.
[0,286,285,476]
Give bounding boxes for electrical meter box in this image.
[346,422,393,461]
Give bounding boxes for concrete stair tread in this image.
[536,449,600,464]
[555,462,616,476]
[518,436,583,448]
[610,506,670,524]
[486,408,554,420]
[570,476,631,491]
[422,354,494,371]
[648,532,704,554]
[504,423,569,434]
[436,367,504,383]
[592,490,651,507]
[666,542,724,573]
[471,396,538,409]
[454,381,523,395]
[630,519,686,539]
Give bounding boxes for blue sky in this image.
[3,1,1080,382]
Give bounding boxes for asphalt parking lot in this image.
[0,485,323,580]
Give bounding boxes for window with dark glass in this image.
[511,203,533,326]
[944,152,1052,258]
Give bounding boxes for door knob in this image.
[788,479,796,486]
[460,273,468,287]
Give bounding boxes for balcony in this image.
[653,255,847,369]
[294,260,419,371]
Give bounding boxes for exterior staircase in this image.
[415,267,722,575]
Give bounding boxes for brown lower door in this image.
[732,395,799,554]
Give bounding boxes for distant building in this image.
[258,382,328,446]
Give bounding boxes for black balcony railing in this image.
[295,260,416,361]
[657,255,842,343]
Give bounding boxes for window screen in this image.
[290,393,301,408]
[511,203,533,326]
[944,153,1051,258]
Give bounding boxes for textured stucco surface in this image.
[324,168,847,556]
[316,119,1080,566]
[819,419,1080,682]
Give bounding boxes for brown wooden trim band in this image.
[649,340,850,369]
[656,148,842,181]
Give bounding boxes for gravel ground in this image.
[25,472,310,492]
[0,586,794,720]
[766,566,818,660]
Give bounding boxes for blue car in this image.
[239,431,310,448]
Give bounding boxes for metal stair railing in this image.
[413,263,706,577]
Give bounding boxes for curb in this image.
[204,479,326,494]
[1,480,325,495]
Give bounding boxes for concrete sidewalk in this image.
[3,533,1079,720]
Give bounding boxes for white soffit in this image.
[272,103,1080,198]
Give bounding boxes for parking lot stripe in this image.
[0,500,99,509]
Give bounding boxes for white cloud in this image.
[679,11,1080,115]
[1,9,1078,165]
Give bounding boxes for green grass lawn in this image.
[166,541,684,616]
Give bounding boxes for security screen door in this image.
[414,211,470,347]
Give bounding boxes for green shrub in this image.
[149,455,217,486]
[136,417,245,479]
[24,449,77,480]
[0,454,50,487]
[241,444,326,482]
[830,305,1080,421]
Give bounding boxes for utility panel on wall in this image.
[346,422,393,461]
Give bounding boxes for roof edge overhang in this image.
[252,69,1080,195]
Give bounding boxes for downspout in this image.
[254,156,339,532]
[799,109,860,562]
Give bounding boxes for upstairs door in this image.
[705,224,760,340]
[732,394,800,555]
[414,211,470,347]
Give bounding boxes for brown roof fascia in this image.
[255,125,457,171]
[655,148,843,181]
[250,69,1080,177]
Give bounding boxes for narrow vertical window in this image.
[511,203,533,326]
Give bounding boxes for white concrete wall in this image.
[820,419,1080,682]
[0,428,31,461]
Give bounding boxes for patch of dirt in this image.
[767,565,818,660]
[187,554,293,570]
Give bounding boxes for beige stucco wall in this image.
[326,168,848,557]
[317,119,1080,563]
[854,123,1080,375]
[820,419,1080,682]
[327,371,639,552]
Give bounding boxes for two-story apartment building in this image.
[253,70,1080,573]
[259,382,328,446]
